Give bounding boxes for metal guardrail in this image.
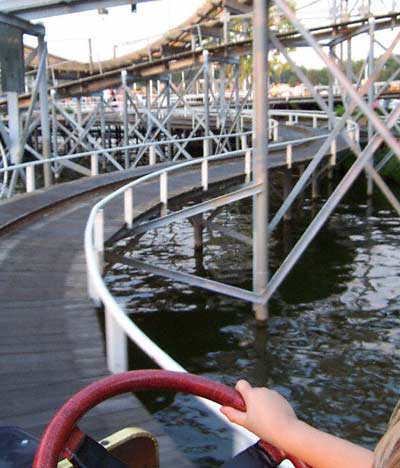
[0,110,358,200]
[84,147,260,453]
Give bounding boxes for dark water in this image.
[105,177,400,466]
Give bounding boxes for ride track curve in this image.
[9,1,400,107]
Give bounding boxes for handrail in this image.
[83,114,358,454]
[0,110,358,201]
[0,130,251,174]
[84,147,259,452]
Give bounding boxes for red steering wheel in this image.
[33,370,309,468]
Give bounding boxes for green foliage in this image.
[267,53,400,88]
[234,0,296,85]
[334,104,345,117]
[376,147,400,184]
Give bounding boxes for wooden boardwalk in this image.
[0,128,346,466]
[0,183,195,466]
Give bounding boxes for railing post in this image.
[105,308,128,374]
[313,115,318,128]
[273,122,278,142]
[245,149,252,183]
[160,172,168,206]
[91,153,99,176]
[330,139,337,166]
[26,165,35,193]
[121,70,129,170]
[203,138,210,158]
[201,159,208,191]
[149,145,156,166]
[94,209,104,274]
[124,188,134,229]
[241,134,248,150]
[286,144,293,169]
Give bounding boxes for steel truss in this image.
[43,52,249,177]
[2,0,400,323]
[0,16,52,198]
[103,0,400,323]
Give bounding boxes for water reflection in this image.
[105,180,400,466]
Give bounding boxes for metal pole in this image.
[7,93,19,165]
[367,17,375,196]
[263,103,400,305]
[220,63,226,127]
[122,70,129,169]
[328,45,335,130]
[252,0,269,322]
[38,36,52,188]
[50,89,59,178]
[203,50,211,157]
[345,36,352,109]
[88,38,94,74]
[166,77,172,160]
[235,64,241,150]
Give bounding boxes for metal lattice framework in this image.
[0,0,399,369]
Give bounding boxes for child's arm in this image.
[220,380,374,468]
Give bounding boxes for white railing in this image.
[84,115,359,376]
[85,148,259,454]
[0,111,358,201]
[83,114,359,455]
[0,131,251,199]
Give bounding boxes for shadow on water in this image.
[104,175,400,466]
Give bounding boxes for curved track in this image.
[0,125,346,446]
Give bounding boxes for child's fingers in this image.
[235,379,252,400]
[220,406,247,426]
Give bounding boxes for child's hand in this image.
[220,380,298,448]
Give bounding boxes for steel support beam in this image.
[131,183,263,236]
[252,0,269,322]
[262,103,400,305]
[0,11,44,36]
[1,0,154,20]
[108,255,263,305]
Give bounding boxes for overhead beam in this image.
[0,11,45,36]
[0,0,155,20]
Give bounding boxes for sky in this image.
[27,0,205,62]
[25,0,400,70]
